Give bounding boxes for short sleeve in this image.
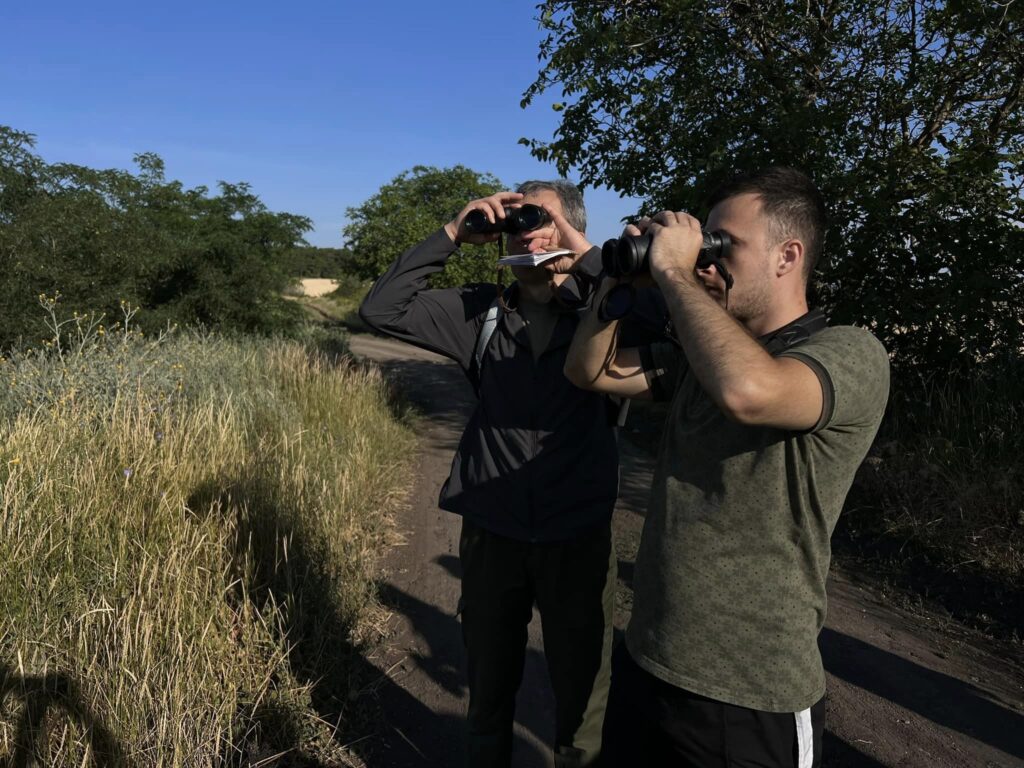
[639,341,688,403]
[779,326,890,433]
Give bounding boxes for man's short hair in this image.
[517,179,587,234]
[707,167,827,278]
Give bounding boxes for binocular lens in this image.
[514,204,547,231]
[601,231,732,278]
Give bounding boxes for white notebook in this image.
[497,249,573,267]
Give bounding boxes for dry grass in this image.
[0,304,414,765]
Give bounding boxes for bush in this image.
[0,126,310,349]
[840,358,1023,634]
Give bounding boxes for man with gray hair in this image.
[360,181,618,767]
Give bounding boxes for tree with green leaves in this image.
[522,0,1024,374]
[344,165,506,288]
[0,126,310,347]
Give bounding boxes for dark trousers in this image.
[601,645,825,767]
[459,518,616,768]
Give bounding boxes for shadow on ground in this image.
[821,628,1024,761]
[0,665,133,768]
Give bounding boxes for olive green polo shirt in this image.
[627,325,890,712]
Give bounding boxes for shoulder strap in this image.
[471,298,502,393]
[763,308,827,355]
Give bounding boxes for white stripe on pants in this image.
[794,708,814,768]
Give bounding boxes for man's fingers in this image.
[467,202,494,223]
[487,192,524,221]
[541,204,591,253]
[622,223,643,237]
[543,204,570,227]
[678,210,700,228]
[651,210,684,226]
[543,255,577,273]
[487,200,507,221]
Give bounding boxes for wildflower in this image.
[8,457,21,465]
[123,468,133,479]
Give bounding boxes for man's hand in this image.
[528,204,594,274]
[444,191,524,246]
[644,211,704,287]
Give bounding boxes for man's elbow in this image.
[564,357,600,391]
[357,300,375,328]
[718,380,771,425]
[357,295,390,332]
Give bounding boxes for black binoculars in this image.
[463,204,551,235]
[601,231,732,279]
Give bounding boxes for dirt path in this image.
[348,332,1024,768]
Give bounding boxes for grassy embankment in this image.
[0,298,414,765]
[624,360,1023,640]
[289,277,371,336]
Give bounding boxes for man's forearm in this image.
[657,269,777,417]
[565,277,622,387]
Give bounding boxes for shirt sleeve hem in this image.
[780,350,835,432]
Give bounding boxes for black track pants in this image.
[459,519,616,768]
[601,645,825,767]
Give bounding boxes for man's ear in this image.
[777,239,804,278]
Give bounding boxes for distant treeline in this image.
[0,126,320,349]
[279,245,357,279]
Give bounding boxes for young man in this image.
[359,181,616,767]
[553,167,890,767]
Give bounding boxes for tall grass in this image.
[0,301,414,765]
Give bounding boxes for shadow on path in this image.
[820,628,1024,760]
[821,731,888,767]
[373,578,551,767]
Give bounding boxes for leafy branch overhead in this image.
[523,0,1024,373]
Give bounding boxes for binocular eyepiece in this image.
[601,231,732,279]
[463,204,551,236]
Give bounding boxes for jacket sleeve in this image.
[358,228,495,370]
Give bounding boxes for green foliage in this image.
[278,245,357,277]
[344,164,506,288]
[523,0,1024,374]
[0,126,311,349]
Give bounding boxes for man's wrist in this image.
[443,221,460,245]
[573,245,603,274]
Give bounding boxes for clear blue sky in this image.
[1,0,643,250]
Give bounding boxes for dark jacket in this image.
[359,228,619,542]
